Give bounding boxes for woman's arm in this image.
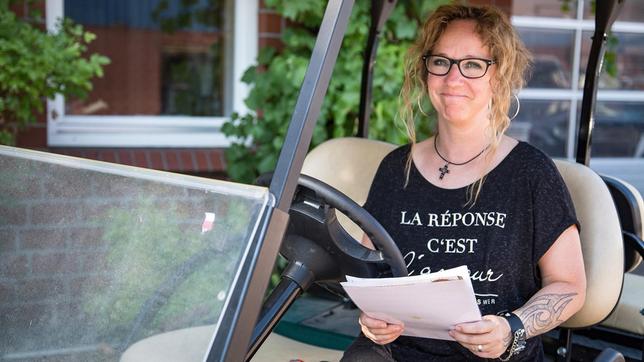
[450,225,586,358]
[515,225,586,338]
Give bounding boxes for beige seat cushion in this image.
[302,137,396,240]
[554,160,624,328]
[120,325,343,362]
[596,176,643,335]
[600,273,644,335]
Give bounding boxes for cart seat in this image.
[601,273,644,335]
[302,137,624,331]
[120,325,343,362]
[596,176,644,337]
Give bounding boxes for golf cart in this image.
[0,0,642,361]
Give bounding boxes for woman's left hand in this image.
[449,314,512,358]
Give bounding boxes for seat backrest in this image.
[302,137,396,240]
[601,175,643,272]
[302,137,624,329]
[554,160,623,328]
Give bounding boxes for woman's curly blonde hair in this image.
[400,3,532,204]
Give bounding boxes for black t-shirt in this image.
[362,142,578,361]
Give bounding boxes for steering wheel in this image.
[271,173,408,285]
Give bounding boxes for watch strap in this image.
[496,311,526,361]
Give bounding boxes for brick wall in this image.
[259,0,285,51]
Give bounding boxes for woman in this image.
[342,4,586,361]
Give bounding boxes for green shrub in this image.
[222,1,448,183]
[0,1,109,145]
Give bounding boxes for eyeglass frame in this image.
[422,54,496,79]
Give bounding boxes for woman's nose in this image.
[445,64,464,83]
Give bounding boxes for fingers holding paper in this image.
[359,312,404,345]
[449,315,511,358]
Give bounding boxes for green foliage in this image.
[0,1,109,145]
[222,1,447,183]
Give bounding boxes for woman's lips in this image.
[441,92,467,98]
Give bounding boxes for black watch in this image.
[496,311,526,361]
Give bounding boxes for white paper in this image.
[341,265,481,340]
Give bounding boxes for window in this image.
[511,0,644,160]
[46,0,257,147]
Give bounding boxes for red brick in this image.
[67,227,107,250]
[0,281,14,302]
[165,151,180,171]
[0,204,27,227]
[178,150,196,171]
[32,252,79,275]
[1,171,43,198]
[81,149,100,160]
[69,275,110,296]
[45,167,95,198]
[259,13,283,34]
[133,150,148,168]
[209,150,225,171]
[99,150,117,163]
[16,278,65,300]
[31,202,79,226]
[15,125,47,149]
[148,150,165,170]
[19,228,66,250]
[118,150,133,166]
[259,37,284,50]
[0,230,17,252]
[194,150,212,171]
[0,303,56,331]
[79,251,109,273]
[0,254,29,279]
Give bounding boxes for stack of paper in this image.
[340,265,481,340]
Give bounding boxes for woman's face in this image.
[426,20,495,128]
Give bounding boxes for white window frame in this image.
[512,0,644,160]
[46,0,257,147]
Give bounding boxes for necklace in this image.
[434,135,489,180]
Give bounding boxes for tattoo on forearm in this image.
[517,292,577,338]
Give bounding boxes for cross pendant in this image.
[439,163,450,180]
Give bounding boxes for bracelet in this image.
[496,311,527,361]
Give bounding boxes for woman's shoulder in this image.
[512,140,553,161]
[504,140,562,178]
[369,143,411,184]
[387,143,411,158]
[378,143,411,167]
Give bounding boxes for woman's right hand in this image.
[358,312,404,345]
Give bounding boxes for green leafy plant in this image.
[0,1,109,145]
[222,1,447,183]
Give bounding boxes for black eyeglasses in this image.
[422,54,495,79]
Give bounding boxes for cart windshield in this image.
[0,146,272,361]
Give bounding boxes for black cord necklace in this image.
[434,135,490,180]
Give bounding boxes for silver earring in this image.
[509,94,520,120]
